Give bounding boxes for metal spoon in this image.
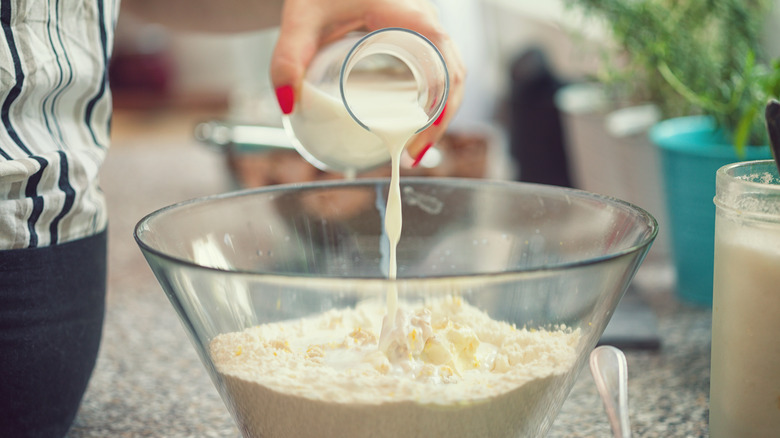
[590,345,631,438]
[766,99,780,175]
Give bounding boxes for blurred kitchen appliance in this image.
[195,121,505,188]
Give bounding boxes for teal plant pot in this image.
[650,116,771,306]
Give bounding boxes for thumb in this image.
[269,5,323,114]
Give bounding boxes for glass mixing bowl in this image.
[134,178,656,438]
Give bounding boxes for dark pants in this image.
[0,231,107,438]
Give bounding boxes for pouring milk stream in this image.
[207,31,584,437]
[283,28,448,355]
[343,79,430,353]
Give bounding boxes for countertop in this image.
[66,110,712,437]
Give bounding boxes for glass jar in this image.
[710,159,780,437]
[283,28,449,177]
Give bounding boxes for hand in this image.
[270,0,465,162]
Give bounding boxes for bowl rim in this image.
[133,177,658,282]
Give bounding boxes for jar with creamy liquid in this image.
[282,28,449,177]
[710,159,780,437]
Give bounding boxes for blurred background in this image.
[109,0,780,184]
[70,2,779,435]
[109,0,780,284]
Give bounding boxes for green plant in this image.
[568,0,780,154]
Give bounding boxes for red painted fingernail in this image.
[412,143,433,168]
[275,85,294,115]
[433,104,447,126]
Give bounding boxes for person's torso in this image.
[0,0,119,249]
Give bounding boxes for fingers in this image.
[269,0,467,158]
[269,0,372,93]
[269,0,325,114]
[407,41,466,163]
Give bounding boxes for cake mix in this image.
[210,48,580,438]
[211,297,580,438]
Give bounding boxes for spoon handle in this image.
[766,100,780,174]
[590,345,631,438]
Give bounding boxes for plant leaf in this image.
[734,106,757,158]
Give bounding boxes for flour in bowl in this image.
[210,48,580,438]
[210,296,580,438]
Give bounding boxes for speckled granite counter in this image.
[66,139,711,438]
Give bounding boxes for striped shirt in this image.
[0,0,118,250]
